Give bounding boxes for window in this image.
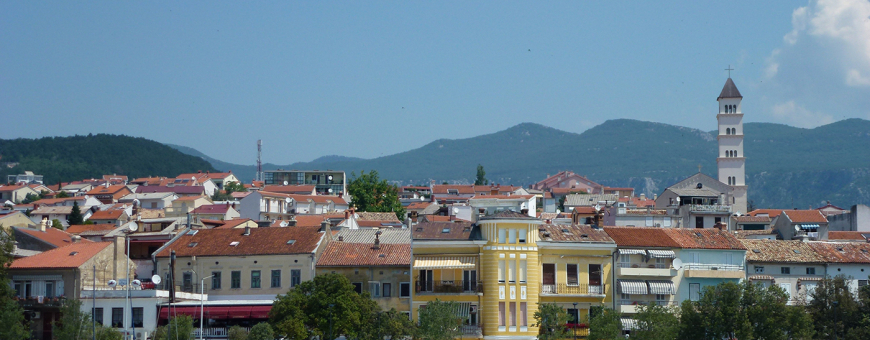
[755,266,764,273]
[45,282,54,298]
[519,302,527,326]
[93,308,104,326]
[400,282,411,297]
[508,260,516,283]
[352,282,363,293]
[715,217,722,225]
[589,264,602,292]
[566,264,579,286]
[567,308,579,324]
[518,229,527,243]
[806,267,816,275]
[779,283,792,300]
[519,260,527,283]
[509,302,517,326]
[690,283,701,301]
[271,270,281,288]
[498,229,506,243]
[646,216,654,227]
[695,216,704,229]
[383,282,392,297]
[498,260,506,283]
[781,267,791,275]
[620,254,631,265]
[212,272,221,290]
[251,271,261,288]
[369,281,381,297]
[656,294,668,304]
[859,280,869,287]
[231,271,241,289]
[464,270,477,291]
[291,269,301,287]
[111,308,124,328]
[132,307,143,328]
[499,302,506,326]
[508,229,517,244]
[183,272,193,292]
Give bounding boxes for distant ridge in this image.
[170,118,870,209]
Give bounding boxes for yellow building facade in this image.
[412,211,615,340]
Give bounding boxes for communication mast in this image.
[256,139,263,182]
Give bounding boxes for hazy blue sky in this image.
[3,1,869,165]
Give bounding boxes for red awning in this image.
[250,306,272,319]
[204,307,229,319]
[159,306,197,319]
[227,306,253,319]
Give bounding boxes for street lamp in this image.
[572,302,578,340]
[199,275,214,340]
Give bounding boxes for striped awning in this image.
[454,302,472,321]
[647,250,676,259]
[618,249,646,255]
[413,256,476,270]
[799,277,823,281]
[800,224,820,230]
[621,318,638,331]
[647,280,676,295]
[748,275,774,281]
[618,280,649,295]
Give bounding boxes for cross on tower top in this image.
[698,164,702,173]
[725,65,734,78]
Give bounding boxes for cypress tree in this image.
[67,201,84,225]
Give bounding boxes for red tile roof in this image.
[781,210,827,224]
[747,209,785,218]
[603,227,680,248]
[89,210,125,220]
[421,215,451,222]
[191,204,231,214]
[407,202,433,210]
[828,231,868,241]
[316,243,410,267]
[11,242,111,269]
[808,242,870,264]
[175,195,209,202]
[86,185,129,196]
[155,226,323,257]
[538,224,614,243]
[213,218,255,229]
[740,239,825,263]
[32,197,85,206]
[431,185,476,195]
[66,224,118,235]
[262,185,316,194]
[288,194,347,205]
[271,215,328,228]
[413,221,479,240]
[14,226,90,248]
[663,228,746,250]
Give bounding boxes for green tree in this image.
[783,305,815,340]
[270,273,379,340]
[677,300,704,340]
[807,276,862,339]
[212,181,247,201]
[21,193,40,204]
[227,325,248,340]
[67,201,84,225]
[51,218,64,230]
[0,230,29,340]
[417,299,462,340]
[632,302,679,340]
[361,308,416,340]
[696,281,744,339]
[347,170,405,221]
[738,281,790,340]
[151,315,195,340]
[534,303,570,340]
[474,164,488,185]
[248,322,274,340]
[587,307,622,340]
[55,191,71,198]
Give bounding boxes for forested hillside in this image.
[0,134,216,184]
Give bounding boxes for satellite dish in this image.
[132,279,141,287]
[452,207,459,214]
[594,204,601,212]
[285,197,291,203]
[283,181,288,186]
[107,279,117,288]
[795,225,801,233]
[151,275,162,285]
[191,176,196,181]
[672,258,683,270]
[127,222,138,232]
[675,197,681,202]
[132,198,140,207]
[280,221,288,227]
[328,188,333,193]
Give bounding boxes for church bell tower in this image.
[717,77,748,213]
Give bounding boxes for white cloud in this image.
[771,100,835,128]
[769,0,870,87]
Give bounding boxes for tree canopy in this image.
[474,164,488,185]
[417,299,463,340]
[347,170,405,221]
[534,303,571,340]
[0,231,29,340]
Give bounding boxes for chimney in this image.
[72,235,81,243]
[372,230,382,250]
[521,208,529,216]
[338,235,344,242]
[411,211,418,223]
[288,216,297,227]
[39,218,47,232]
[344,210,350,220]
[640,193,646,200]
[320,220,329,233]
[243,226,251,236]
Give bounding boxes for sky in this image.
[2,1,869,165]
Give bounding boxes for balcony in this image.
[540,283,606,297]
[416,280,482,295]
[688,204,732,213]
[618,300,677,314]
[193,326,251,339]
[683,264,745,279]
[617,263,676,277]
[15,296,66,308]
[461,326,482,336]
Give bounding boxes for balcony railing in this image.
[688,204,732,213]
[683,263,743,271]
[15,296,66,307]
[416,280,482,294]
[193,326,251,338]
[461,325,482,336]
[541,283,605,296]
[617,262,668,269]
[619,299,676,306]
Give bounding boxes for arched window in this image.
[725,128,730,135]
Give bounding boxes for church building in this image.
[655,77,749,228]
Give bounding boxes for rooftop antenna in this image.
[257,140,263,182]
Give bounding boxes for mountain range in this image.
[169,118,870,210]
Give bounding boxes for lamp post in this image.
[328,303,335,340]
[572,302,578,340]
[199,275,214,340]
